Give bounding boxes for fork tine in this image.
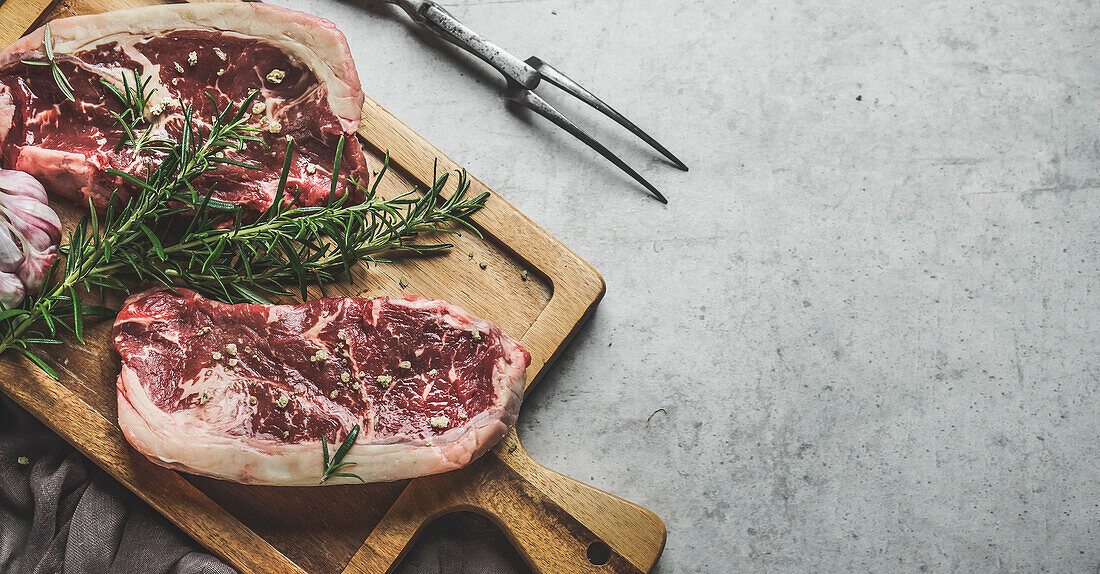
[526,57,688,172]
[507,85,668,203]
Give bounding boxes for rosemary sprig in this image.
[320,423,364,484]
[100,69,173,155]
[21,23,75,102]
[98,142,487,304]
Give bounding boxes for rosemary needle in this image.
[21,23,75,102]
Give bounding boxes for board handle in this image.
[341,428,665,574]
[481,430,667,573]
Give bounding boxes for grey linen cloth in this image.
[0,394,234,574]
[0,394,527,574]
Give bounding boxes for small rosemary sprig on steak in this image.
[0,85,486,379]
[99,69,173,156]
[320,423,364,484]
[21,23,75,102]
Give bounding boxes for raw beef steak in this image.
[0,3,370,214]
[113,288,529,485]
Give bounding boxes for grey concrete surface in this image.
[269,1,1100,571]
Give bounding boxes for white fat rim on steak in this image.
[0,2,364,133]
[115,295,528,485]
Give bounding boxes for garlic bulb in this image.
[0,170,62,309]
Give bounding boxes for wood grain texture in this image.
[0,0,58,45]
[0,1,665,572]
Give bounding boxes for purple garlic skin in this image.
[0,169,61,309]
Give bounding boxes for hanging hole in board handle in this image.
[587,541,611,566]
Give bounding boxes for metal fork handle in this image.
[385,0,541,90]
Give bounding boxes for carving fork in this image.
[382,0,687,203]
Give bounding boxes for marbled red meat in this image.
[113,288,529,485]
[0,3,370,214]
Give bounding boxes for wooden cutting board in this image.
[0,0,666,573]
